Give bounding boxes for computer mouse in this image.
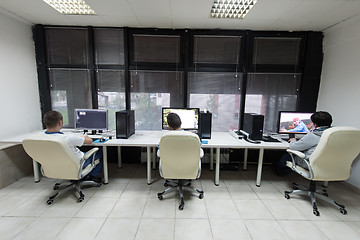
[100,137,105,142]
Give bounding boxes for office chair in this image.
[157,131,204,210]
[22,134,101,204]
[284,126,360,216]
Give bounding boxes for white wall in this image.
[318,14,360,188]
[0,12,42,140]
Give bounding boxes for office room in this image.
[1,0,360,239]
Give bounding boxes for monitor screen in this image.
[278,111,313,134]
[162,108,199,130]
[75,109,108,130]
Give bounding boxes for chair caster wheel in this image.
[46,199,53,205]
[164,183,169,187]
[284,194,290,199]
[313,210,320,216]
[179,204,184,210]
[77,197,84,203]
[340,208,347,215]
[53,183,60,190]
[199,193,204,199]
[157,193,163,200]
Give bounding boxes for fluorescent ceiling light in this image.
[43,0,97,15]
[210,0,257,19]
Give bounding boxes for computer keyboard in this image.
[262,135,280,143]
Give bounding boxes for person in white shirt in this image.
[43,110,103,183]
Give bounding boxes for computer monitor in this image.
[162,108,199,130]
[74,109,108,131]
[278,111,313,138]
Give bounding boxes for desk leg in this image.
[210,148,214,171]
[152,147,156,170]
[117,146,122,168]
[33,160,40,183]
[215,148,220,186]
[147,146,151,185]
[103,146,109,184]
[243,148,248,170]
[256,149,264,187]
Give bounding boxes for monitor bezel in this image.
[74,108,108,131]
[162,107,200,130]
[277,111,313,135]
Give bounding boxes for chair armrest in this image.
[83,147,99,160]
[286,149,305,159]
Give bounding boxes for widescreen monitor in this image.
[162,108,199,130]
[74,109,108,131]
[278,111,313,138]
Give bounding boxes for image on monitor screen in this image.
[75,109,108,130]
[162,108,199,130]
[278,111,313,135]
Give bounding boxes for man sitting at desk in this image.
[276,111,333,176]
[43,110,103,183]
[158,112,204,157]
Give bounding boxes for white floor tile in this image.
[0,217,36,240]
[205,199,241,219]
[108,197,147,218]
[278,220,328,240]
[175,219,213,240]
[135,218,175,240]
[244,219,289,240]
[55,218,105,240]
[312,221,360,240]
[233,199,274,219]
[95,218,140,240]
[210,219,252,240]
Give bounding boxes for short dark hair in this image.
[43,110,63,128]
[167,113,181,130]
[311,111,332,127]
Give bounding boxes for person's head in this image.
[167,113,181,130]
[43,110,63,130]
[293,118,300,126]
[310,111,332,128]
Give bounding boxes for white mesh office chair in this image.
[22,134,101,204]
[284,126,360,216]
[157,131,204,210]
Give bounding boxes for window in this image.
[188,72,242,131]
[49,69,92,127]
[245,73,301,133]
[130,70,184,130]
[94,28,125,65]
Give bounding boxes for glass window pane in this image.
[49,69,92,127]
[130,70,184,130]
[46,28,89,65]
[94,28,125,65]
[194,35,241,64]
[253,37,301,65]
[189,72,242,131]
[133,35,180,63]
[245,73,301,133]
[96,69,126,130]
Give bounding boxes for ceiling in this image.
[0,0,360,31]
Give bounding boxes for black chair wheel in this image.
[53,186,59,190]
[46,199,53,205]
[77,197,84,203]
[179,204,184,210]
[313,210,320,216]
[199,193,204,199]
[340,208,347,215]
[284,194,290,199]
[157,193,163,200]
[164,183,169,187]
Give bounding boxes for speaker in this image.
[116,110,135,139]
[199,112,212,139]
[243,113,264,140]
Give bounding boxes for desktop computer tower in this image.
[242,113,264,140]
[116,110,135,139]
[199,111,212,139]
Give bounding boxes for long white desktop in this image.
[1,130,289,187]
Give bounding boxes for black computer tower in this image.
[116,110,135,139]
[243,113,264,140]
[199,111,212,139]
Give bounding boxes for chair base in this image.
[284,181,347,216]
[157,179,204,210]
[47,179,101,205]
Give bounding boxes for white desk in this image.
[1,130,289,187]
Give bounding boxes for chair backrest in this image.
[310,126,360,181]
[159,131,201,179]
[22,134,81,180]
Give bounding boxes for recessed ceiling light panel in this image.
[210,0,257,19]
[43,0,97,15]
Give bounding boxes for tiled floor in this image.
[1,163,360,240]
